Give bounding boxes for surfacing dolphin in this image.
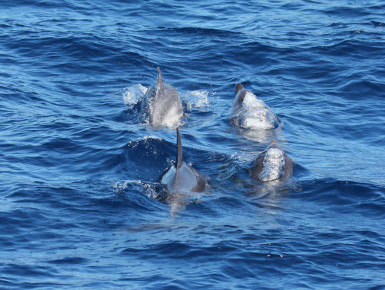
[160,128,208,214]
[229,83,280,131]
[141,67,183,128]
[251,140,293,183]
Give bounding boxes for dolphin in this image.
[141,67,183,127]
[160,128,208,213]
[229,83,280,131]
[251,140,293,183]
[161,128,208,194]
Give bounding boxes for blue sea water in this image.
[1,0,385,288]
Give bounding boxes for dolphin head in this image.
[251,140,293,183]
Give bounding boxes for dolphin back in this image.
[151,83,183,126]
[141,68,183,127]
[230,83,280,130]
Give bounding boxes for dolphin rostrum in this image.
[141,67,183,128]
[251,140,293,183]
[230,83,280,131]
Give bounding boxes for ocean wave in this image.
[296,178,385,217]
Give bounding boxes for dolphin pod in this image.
[138,68,293,209]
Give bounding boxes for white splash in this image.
[122,84,148,105]
[112,179,158,199]
[112,179,142,193]
[191,90,210,108]
[183,90,210,110]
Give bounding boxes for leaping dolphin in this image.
[230,83,280,131]
[160,128,208,214]
[141,67,183,128]
[251,140,293,183]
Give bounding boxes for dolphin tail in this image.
[157,67,163,86]
[235,83,244,95]
[176,127,183,169]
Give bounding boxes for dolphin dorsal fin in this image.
[157,67,163,86]
[235,83,244,95]
[176,127,183,169]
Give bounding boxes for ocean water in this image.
[1,0,385,288]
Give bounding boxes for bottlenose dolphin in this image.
[141,67,183,127]
[229,83,280,130]
[161,128,208,194]
[160,128,208,214]
[251,140,293,183]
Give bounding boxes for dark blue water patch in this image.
[323,5,372,18]
[295,179,385,218]
[161,26,239,37]
[336,77,385,100]
[123,136,173,181]
[1,263,59,282]
[47,256,88,265]
[115,105,142,124]
[3,0,71,9]
[2,34,150,83]
[321,39,385,59]
[122,240,237,261]
[3,183,168,250]
[371,20,385,27]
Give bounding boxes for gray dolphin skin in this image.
[160,128,208,215]
[229,83,280,130]
[251,140,293,183]
[161,128,208,195]
[141,67,183,127]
